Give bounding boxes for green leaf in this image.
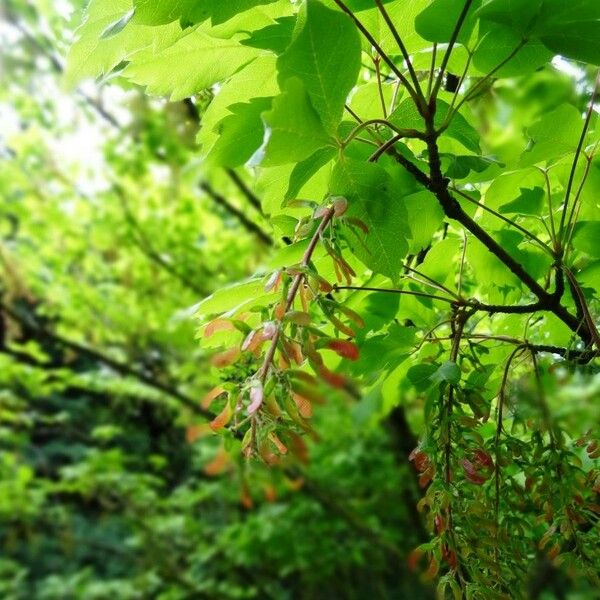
[402,191,444,253]
[342,0,396,10]
[330,159,410,281]
[348,81,398,121]
[205,0,279,25]
[285,147,337,202]
[540,0,600,20]
[444,155,501,179]
[64,0,181,86]
[407,363,438,392]
[123,30,260,100]
[419,237,460,288]
[241,16,296,54]
[133,0,279,26]
[259,78,333,166]
[415,0,481,44]
[477,0,543,36]
[430,361,461,385]
[277,0,361,134]
[573,222,600,258]
[477,0,600,70]
[467,230,551,291]
[194,278,270,319]
[353,0,430,56]
[535,0,600,65]
[350,323,415,376]
[206,98,272,168]
[578,261,600,295]
[538,23,600,66]
[498,187,545,216]
[255,164,296,215]
[133,0,203,25]
[197,55,279,158]
[520,104,583,166]
[483,168,545,212]
[473,23,552,77]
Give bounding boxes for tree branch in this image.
[450,186,553,255]
[226,168,264,215]
[200,182,273,246]
[0,299,213,418]
[423,130,588,343]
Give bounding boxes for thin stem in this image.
[457,231,468,297]
[534,213,555,244]
[405,273,457,297]
[249,208,336,450]
[355,136,381,148]
[374,0,424,101]
[342,119,387,146]
[368,133,404,162]
[333,285,458,305]
[402,264,460,299]
[344,104,390,148]
[389,78,403,114]
[448,48,473,113]
[415,319,453,353]
[564,145,599,260]
[344,103,363,124]
[466,335,596,360]
[538,168,558,248]
[344,105,400,161]
[332,0,424,112]
[452,39,527,115]
[416,332,597,361]
[558,71,600,247]
[373,55,388,118]
[361,61,379,75]
[430,0,475,102]
[427,44,438,99]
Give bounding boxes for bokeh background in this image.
[0,2,598,599]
